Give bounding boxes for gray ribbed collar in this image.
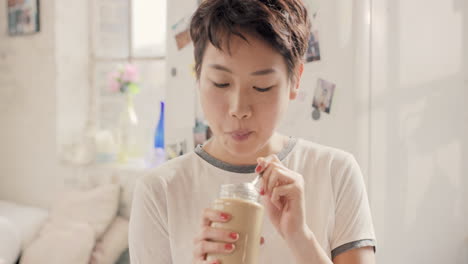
[195,137,298,173]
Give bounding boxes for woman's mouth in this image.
[229,130,253,142]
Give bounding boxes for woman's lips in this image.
[229,130,253,141]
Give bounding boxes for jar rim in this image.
[219,183,261,203]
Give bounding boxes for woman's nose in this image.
[229,91,252,119]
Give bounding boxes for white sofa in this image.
[0,182,133,264]
[0,201,48,264]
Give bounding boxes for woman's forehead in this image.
[202,34,288,75]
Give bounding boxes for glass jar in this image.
[116,93,141,163]
[207,183,264,264]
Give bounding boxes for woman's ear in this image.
[289,63,304,100]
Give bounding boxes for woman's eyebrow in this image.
[208,64,276,76]
[209,64,232,73]
[251,68,276,76]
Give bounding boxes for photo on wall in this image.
[304,0,321,62]
[171,16,192,51]
[305,11,321,62]
[312,78,335,114]
[8,0,40,35]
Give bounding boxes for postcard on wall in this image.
[305,11,321,62]
[171,15,192,51]
[8,0,40,35]
[304,0,321,62]
[312,79,335,114]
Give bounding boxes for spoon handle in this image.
[251,172,264,191]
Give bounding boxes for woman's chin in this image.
[224,136,262,158]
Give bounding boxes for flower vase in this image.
[117,94,140,163]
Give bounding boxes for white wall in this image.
[0,0,60,208]
[278,0,361,156]
[0,0,89,208]
[278,0,373,182]
[55,0,90,153]
[369,0,468,263]
[164,0,198,150]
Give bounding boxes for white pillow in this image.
[89,217,129,264]
[20,220,95,264]
[49,184,120,238]
[0,216,21,264]
[0,201,48,251]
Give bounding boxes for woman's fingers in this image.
[256,155,278,180]
[193,240,236,260]
[256,155,279,194]
[201,208,231,227]
[194,226,239,244]
[267,167,291,195]
[258,160,294,196]
[196,208,238,248]
[193,208,237,263]
[193,227,236,262]
[256,155,276,172]
[270,183,296,211]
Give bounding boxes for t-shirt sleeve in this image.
[330,153,376,259]
[129,175,172,264]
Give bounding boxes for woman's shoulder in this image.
[292,137,355,165]
[291,138,363,190]
[137,151,200,189]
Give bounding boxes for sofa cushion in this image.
[89,216,129,264]
[20,220,95,264]
[49,184,120,239]
[0,216,21,264]
[0,201,48,251]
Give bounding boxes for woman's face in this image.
[198,31,300,162]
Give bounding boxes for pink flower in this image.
[107,71,120,92]
[121,64,139,83]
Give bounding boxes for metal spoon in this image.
[251,171,264,191]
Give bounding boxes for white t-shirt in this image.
[129,137,376,263]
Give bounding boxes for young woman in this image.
[129,0,376,263]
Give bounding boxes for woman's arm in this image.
[257,153,376,264]
[285,226,333,264]
[285,227,375,264]
[129,178,172,264]
[333,246,375,264]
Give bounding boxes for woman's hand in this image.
[192,208,265,264]
[256,154,308,242]
[192,208,237,264]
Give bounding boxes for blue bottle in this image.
[154,101,165,149]
[149,101,165,167]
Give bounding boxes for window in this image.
[91,0,167,160]
[132,0,167,58]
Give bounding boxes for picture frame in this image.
[305,12,321,62]
[312,79,336,114]
[7,0,40,36]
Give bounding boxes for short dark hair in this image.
[190,0,311,82]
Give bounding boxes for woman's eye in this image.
[254,86,273,92]
[213,82,230,88]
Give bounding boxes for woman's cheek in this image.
[200,89,227,127]
[203,89,226,111]
[257,97,284,128]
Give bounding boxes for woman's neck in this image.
[202,133,288,166]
